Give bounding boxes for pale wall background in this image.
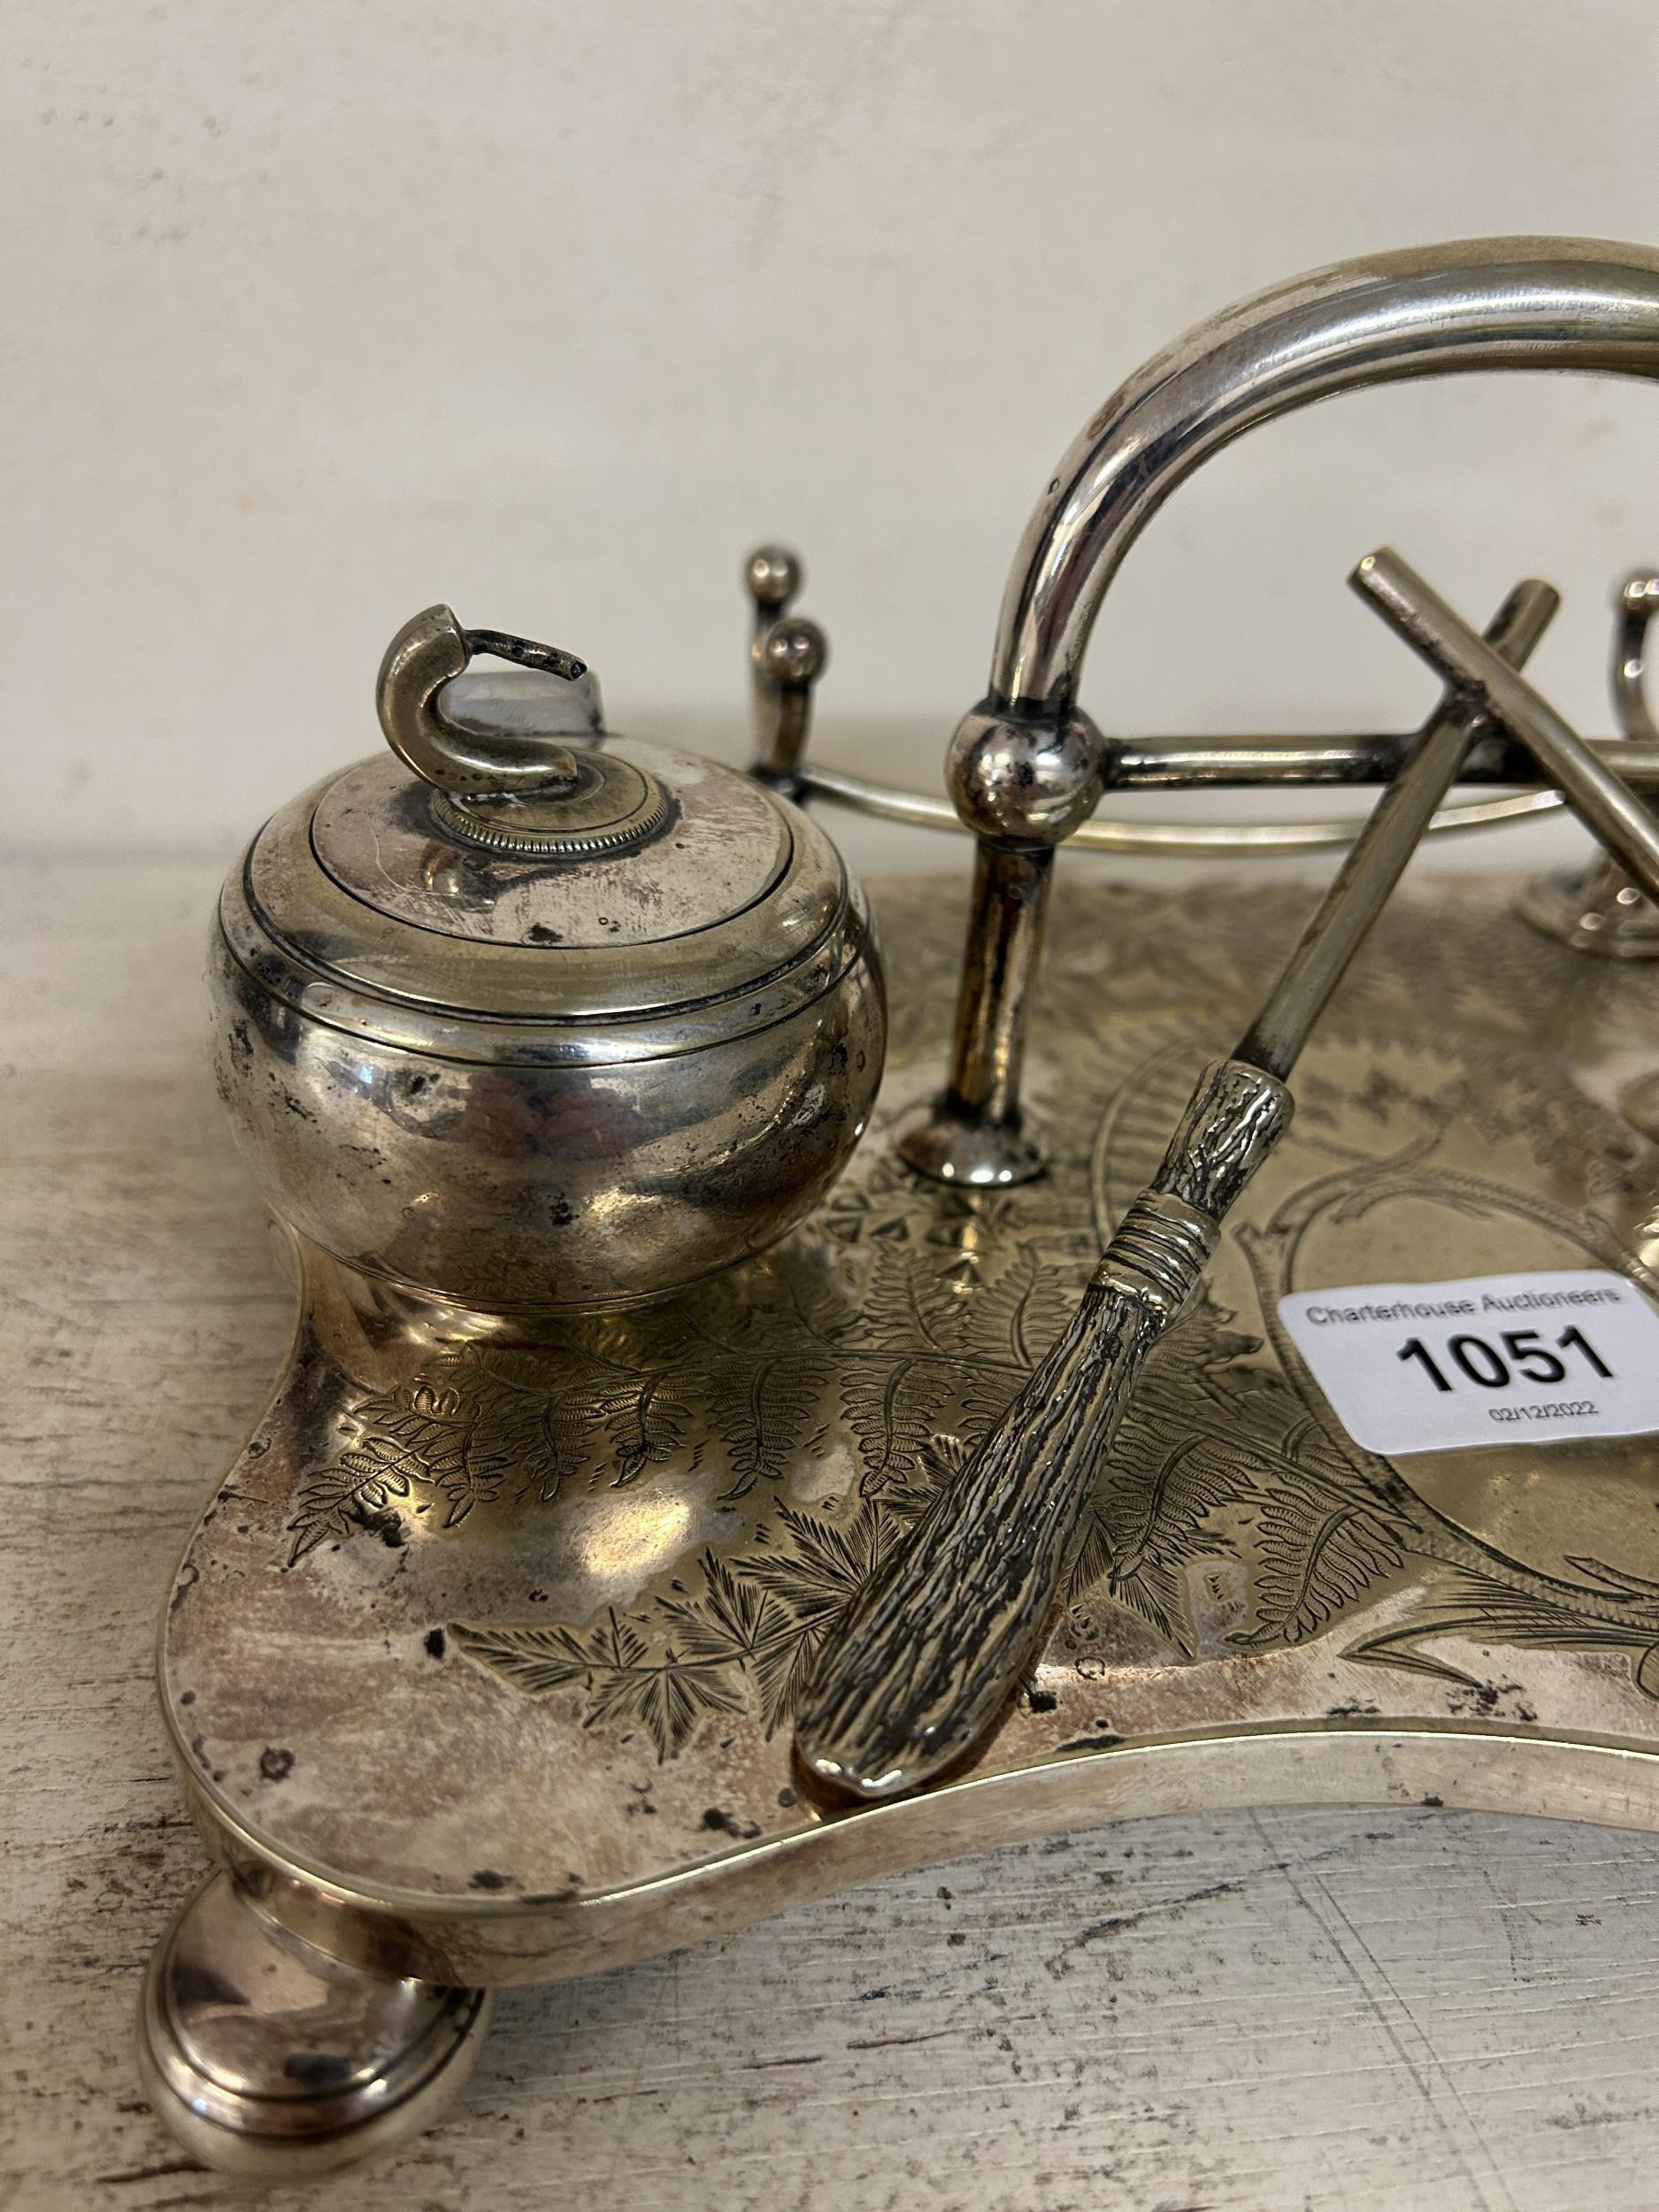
[5,0,1659,880]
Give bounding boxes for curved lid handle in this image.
[375,605,596,798]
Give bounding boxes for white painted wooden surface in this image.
[7,857,1659,2212]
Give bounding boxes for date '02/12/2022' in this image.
[1278,1271,1659,1456]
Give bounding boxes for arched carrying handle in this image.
[910,237,1659,1187]
[991,237,1659,721]
[375,605,592,799]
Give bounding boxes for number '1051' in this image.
[1398,1326,1614,1393]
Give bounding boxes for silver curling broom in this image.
[795,559,1610,1801]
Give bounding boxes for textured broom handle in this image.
[795,1060,1291,1799]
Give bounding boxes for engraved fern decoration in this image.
[1060,1297,1413,1658]
[449,1462,954,1760]
[451,1609,746,1758]
[286,1263,846,1564]
[284,1205,1099,1756]
[287,1218,1090,1567]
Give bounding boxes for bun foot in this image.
[137,1870,492,2180]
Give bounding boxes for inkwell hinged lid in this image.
[212,607,886,1311]
[237,605,863,1024]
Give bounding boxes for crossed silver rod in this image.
[1352,549,1659,904]
[1238,578,1559,1081]
[793,578,1559,1802]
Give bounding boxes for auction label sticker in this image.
[1278,1270,1659,1456]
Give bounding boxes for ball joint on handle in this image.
[898,237,1659,1187]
